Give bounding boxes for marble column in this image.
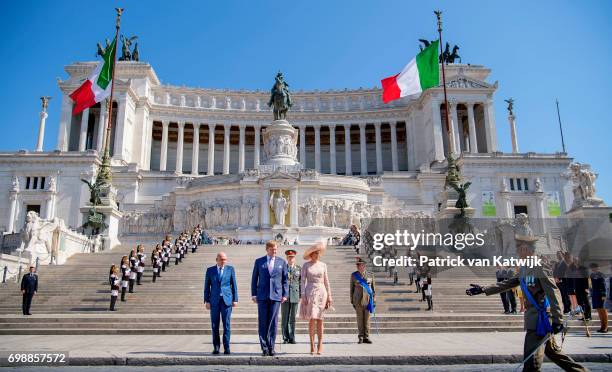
[8,193,17,233]
[467,103,478,153]
[253,125,261,168]
[329,125,336,174]
[343,124,352,175]
[96,100,107,153]
[359,123,367,175]
[374,122,382,174]
[45,196,55,219]
[508,114,519,153]
[175,121,185,174]
[223,124,231,175]
[290,188,298,227]
[314,125,321,172]
[159,120,169,171]
[299,125,306,166]
[261,188,270,228]
[483,100,498,152]
[238,125,246,173]
[78,108,90,151]
[449,103,459,154]
[191,123,200,175]
[405,114,414,170]
[36,110,48,152]
[431,100,445,161]
[57,94,73,151]
[390,121,398,172]
[207,124,215,175]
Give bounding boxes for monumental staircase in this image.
[0,243,605,335]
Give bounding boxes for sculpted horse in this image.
[268,72,292,120]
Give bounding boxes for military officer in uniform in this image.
[350,257,376,344]
[466,234,586,372]
[281,249,301,344]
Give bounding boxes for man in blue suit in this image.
[251,240,288,356]
[204,251,238,355]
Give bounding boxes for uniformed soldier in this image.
[466,234,587,372]
[128,248,138,293]
[281,249,301,344]
[151,251,160,282]
[350,257,376,344]
[109,265,120,311]
[120,255,131,301]
[136,245,146,285]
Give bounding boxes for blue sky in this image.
[1,0,610,202]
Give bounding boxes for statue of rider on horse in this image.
[268,72,293,120]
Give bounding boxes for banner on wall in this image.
[546,191,561,217]
[481,191,496,217]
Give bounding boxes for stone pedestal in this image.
[262,119,299,167]
[80,185,122,250]
[435,189,476,219]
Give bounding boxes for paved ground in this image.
[0,333,609,367]
[0,364,611,372]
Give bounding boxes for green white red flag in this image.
[69,39,116,115]
[381,40,440,103]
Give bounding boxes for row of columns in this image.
[158,122,264,175]
[443,101,496,156]
[156,121,405,176]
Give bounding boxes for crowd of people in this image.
[107,225,204,311]
[492,252,610,333]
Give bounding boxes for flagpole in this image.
[555,99,566,153]
[99,8,123,186]
[434,10,459,187]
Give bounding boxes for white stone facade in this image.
[0,61,603,242]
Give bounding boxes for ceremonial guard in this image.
[128,248,138,293]
[350,257,376,344]
[466,233,586,371]
[109,265,120,311]
[175,244,181,265]
[281,249,301,344]
[191,233,198,253]
[136,245,145,285]
[120,255,131,301]
[422,274,433,311]
[152,251,160,282]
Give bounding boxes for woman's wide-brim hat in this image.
[303,242,326,260]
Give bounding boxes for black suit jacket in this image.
[21,273,38,294]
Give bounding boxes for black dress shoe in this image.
[224,349,231,355]
[269,350,276,356]
[363,338,372,344]
[289,340,296,344]
[262,349,269,356]
[26,313,32,316]
[358,337,363,344]
[212,349,220,355]
[283,340,288,344]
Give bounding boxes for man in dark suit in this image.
[204,252,238,355]
[251,240,288,356]
[20,266,38,315]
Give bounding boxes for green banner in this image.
[481,191,496,217]
[546,191,561,217]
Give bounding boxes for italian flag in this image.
[381,40,440,104]
[69,38,116,115]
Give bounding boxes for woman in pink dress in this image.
[299,242,333,355]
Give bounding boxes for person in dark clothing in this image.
[553,252,571,314]
[573,259,591,321]
[589,263,608,333]
[496,266,510,313]
[20,266,38,315]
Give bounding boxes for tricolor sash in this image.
[353,272,375,313]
